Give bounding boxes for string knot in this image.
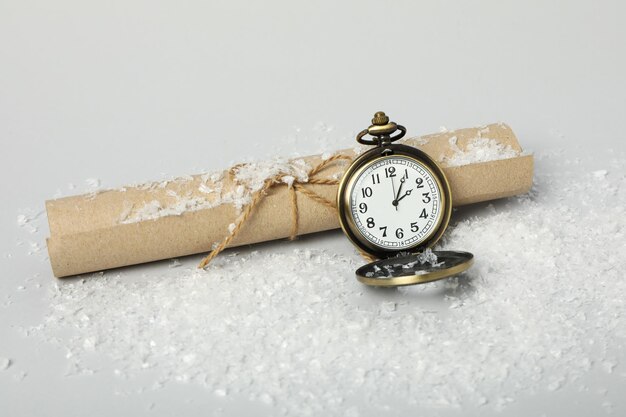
[198,153,353,269]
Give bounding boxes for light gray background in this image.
[1,0,625,416]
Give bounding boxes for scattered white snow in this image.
[0,357,11,371]
[8,134,624,415]
[121,157,312,224]
[85,178,101,189]
[443,137,521,167]
[27,148,626,414]
[593,169,608,179]
[16,210,42,234]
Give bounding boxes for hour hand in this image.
[395,189,413,204]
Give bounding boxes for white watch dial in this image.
[349,155,443,250]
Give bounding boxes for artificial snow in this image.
[121,157,311,224]
[593,169,609,179]
[85,178,101,189]
[16,210,42,234]
[0,357,11,371]
[8,140,626,415]
[443,136,521,167]
[168,259,182,269]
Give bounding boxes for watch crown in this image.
[356,111,406,146]
[372,111,389,126]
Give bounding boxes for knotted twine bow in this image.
[198,154,376,269]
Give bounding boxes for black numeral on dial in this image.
[366,217,375,228]
[361,187,372,198]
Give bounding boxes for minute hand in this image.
[394,177,406,203]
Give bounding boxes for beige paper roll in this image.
[46,123,533,277]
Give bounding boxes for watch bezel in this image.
[337,144,452,259]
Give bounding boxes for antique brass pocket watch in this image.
[337,112,474,287]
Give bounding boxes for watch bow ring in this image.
[356,111,407,146]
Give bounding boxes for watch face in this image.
[349,155,444,251]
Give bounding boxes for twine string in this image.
[198,154,359,269]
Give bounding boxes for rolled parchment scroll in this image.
[46,123,533,277]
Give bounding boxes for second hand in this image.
[391,174,397,211]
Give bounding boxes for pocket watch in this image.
[337,112,474,287]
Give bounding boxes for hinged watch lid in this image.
[356,250,474,287]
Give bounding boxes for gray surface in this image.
[1,1,625,415]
